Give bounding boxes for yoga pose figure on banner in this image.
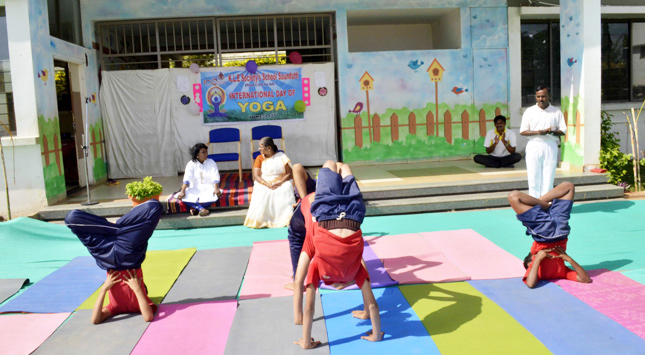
[64,199,163,323]
[508,181,591,288]
[293,161,383,349]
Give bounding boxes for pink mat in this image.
[365,234,470,284]
[420,229,525,280]
[554,269,645,340]
[0,313,71,354]
[238,240,293,300]
[132,300,237,355]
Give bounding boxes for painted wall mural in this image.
[78,1,509,164]
[91,120,107,182]
[338,7,509,163]
[38,116,65,198]
[560,0,585,166]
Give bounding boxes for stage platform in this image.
[36,159,624,229]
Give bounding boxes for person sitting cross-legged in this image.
[474,115,522,168]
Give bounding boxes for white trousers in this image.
[525,140,558,198]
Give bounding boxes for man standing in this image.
[474,115,522,168]
[520,86,566,197]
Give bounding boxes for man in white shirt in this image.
[474,115,522,168]
[520,86,567,198]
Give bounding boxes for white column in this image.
[5,0,39,137]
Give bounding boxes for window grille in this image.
[97,14,334,71]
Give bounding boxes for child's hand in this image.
[122,270,143,292]
[352,309,370,319]
[332,281,355,290]
[361,329,384,342]
[552,246,572,262]
[102,270,121,290]
[294,337,320,349]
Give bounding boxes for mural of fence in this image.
[563,110,582,145]
[345,107,502,148]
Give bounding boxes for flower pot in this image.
[129,194,161,207]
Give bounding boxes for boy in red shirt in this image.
[508,181,591,288]
[65,200,162,323]
[292,161,382,349]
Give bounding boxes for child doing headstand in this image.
[508,181,591,288]
[293,161,383,349]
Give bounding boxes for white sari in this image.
[244,152,295,228]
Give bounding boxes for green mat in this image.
[399,282,550,354]
[622,268,645,286]
[77,248,196,309]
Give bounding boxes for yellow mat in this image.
[399,282,550,354]
[77,248,197,309]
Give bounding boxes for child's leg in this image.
[294,284,320,349]
[293,252,311,324]
[508,190,549,214]
[538,181,575,202]
[358,280,383,342]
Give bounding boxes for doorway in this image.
[54,60,80,192]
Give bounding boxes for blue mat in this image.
[0,256,105,313]
[468,278,645,354]
[320,286,440,354]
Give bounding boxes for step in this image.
[365,184,625,216]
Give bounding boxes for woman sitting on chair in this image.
[244,137,295,228]
[175,143,222,217]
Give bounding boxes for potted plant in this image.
[125,176,163,206]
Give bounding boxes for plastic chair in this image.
[208,127,242,182]
[250,125,286,161]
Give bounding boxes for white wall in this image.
[0,136,47,219]
[603,103,645,158]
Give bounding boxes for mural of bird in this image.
[567,58,578,67]
[90,93,97,103]
[348,102,363,115]
[452,87,468,95]
[408,60,424,72]
[38,69,48,83]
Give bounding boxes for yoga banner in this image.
[201,68,304,124]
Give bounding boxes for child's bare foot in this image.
[352,310,370,319]
[294,337,320,349]
[284,282,294,291]
[361,329,384,342]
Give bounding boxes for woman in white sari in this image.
[244,137,295,228]
[176,143,222,217]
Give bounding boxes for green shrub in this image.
[599,110,644,188]
[125,176,163,200]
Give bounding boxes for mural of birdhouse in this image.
[359,71,375,91]
[427,59,445,82]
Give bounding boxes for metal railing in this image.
[97,13,334,70]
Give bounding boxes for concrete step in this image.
[365,183,625,216]
[45,182,624,230]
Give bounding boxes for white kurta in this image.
[484,128,518,158]
[244,152,295,229]
[176,158,220,203]
[520,104,567,198]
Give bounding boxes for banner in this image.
[201,68,303,124]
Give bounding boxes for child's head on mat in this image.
[523,252,533,270]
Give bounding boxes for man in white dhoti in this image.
[176,143,222,217]
[520,86,567,198]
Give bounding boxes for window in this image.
[96,14,334,71]
[47,0,83,45]
[521,19,645,104]
[346,8,461,53]
[521,21,560,106]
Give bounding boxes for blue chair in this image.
[250,125,286,161]
[208,127,242,182]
